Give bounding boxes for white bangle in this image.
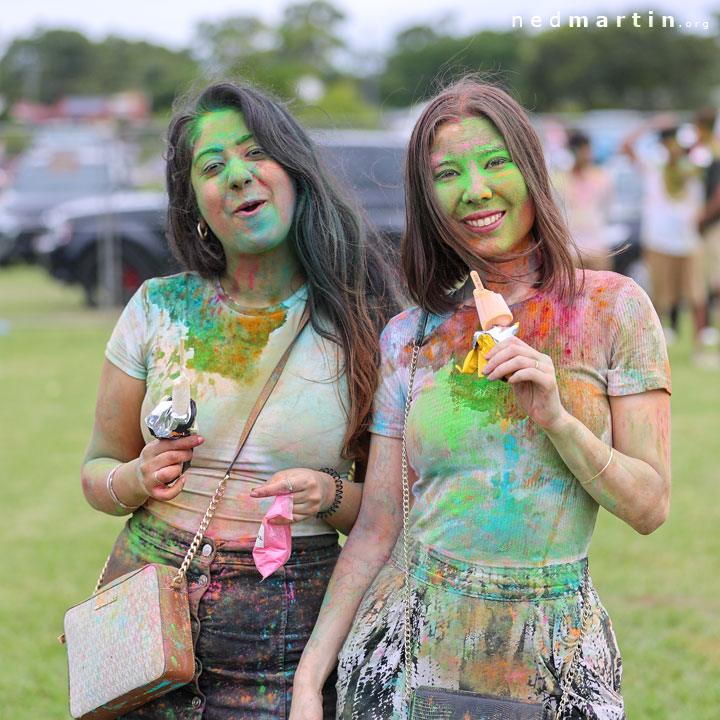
[581,447,614,485]
[107,463,140,510]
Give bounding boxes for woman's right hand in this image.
[289,683,323,720]
[136,435,204,501]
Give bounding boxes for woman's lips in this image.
[235,200,267,217]
[461,210,506,233]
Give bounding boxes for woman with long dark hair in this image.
[80,81,399,718]
[291,77,670,719]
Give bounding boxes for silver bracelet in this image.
[581,447,614,485]
[107,463,140,510]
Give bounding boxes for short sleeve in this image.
[607,278,671,396]
[369,312,415,438]
[105,283,151,380]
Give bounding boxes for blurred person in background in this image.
[622,119,706,358]
[694,108,720,352]
[80,81,399,719]
[553,130,614,271]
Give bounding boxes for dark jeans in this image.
[103,509,340,720]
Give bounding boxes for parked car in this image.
[36,132,408,306]
[0,131,128,265]
[314,130,406,243]
[35,192,174,306]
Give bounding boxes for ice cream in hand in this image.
[145,337,197,442]
[456,271,518,379]
[172,338,191,419]
[470,270,513,330]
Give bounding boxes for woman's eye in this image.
[487,156,510,168]
[434,169,457,180]
[247,147,266,158]
[202,162,223,174]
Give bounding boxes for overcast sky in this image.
[1,0,717,54]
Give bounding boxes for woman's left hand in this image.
[483,335,568,432]
[249,469,334,524]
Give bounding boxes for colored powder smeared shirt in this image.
[106,273,351,543]
[370,271,670,566]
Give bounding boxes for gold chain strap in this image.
[170,472,230,590]
[401,320,592,719]
[401,341,421,710]
[92,473,230,595]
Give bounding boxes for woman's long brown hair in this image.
[403,76,578,315]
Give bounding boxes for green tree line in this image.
[1,1,718,121]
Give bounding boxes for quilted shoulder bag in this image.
[401,311,593,720]
[61,309,308,720]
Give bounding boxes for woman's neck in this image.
[221,244,304,308]
[479,240,541,306]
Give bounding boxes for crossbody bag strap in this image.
[95,305,310,594]
[400,310,592,720]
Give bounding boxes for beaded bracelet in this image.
[107,463,141,510]
[316,467,344,519]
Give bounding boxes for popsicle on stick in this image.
[172,338,191,418]
[470,270,513,330]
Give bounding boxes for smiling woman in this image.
[78,81,400,719]
[290,77,671,720]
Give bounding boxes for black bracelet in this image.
[316,468,344,519]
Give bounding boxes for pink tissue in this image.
[253,494,293,579]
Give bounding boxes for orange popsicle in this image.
[470,270,513,330]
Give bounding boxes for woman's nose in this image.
[461,166,492,204]
[227,159,253,189]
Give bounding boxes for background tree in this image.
[0,29,197,110]
[523,24,720,111]
[379,26,526,107]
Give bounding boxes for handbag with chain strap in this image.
[61,309,309,720]
[401,311,593,720]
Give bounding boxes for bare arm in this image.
[543,390,670,534]
[81,359,203,515]
[289,433,404,719]
[621,113,677,163]
[484,338,670,534]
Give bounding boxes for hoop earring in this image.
[197,220,208,240]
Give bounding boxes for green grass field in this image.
[1,265,718,719]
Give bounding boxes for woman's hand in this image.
[249,468,334,524]
[482,335,569,432]
[288,683,324,720]
[135,435,204,501]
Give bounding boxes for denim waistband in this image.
[128,507,339,565]
[391,538,587,601]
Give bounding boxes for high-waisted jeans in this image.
[103,508,340,720]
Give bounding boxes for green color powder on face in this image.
[430,116,535,259]
[190,109,296,260]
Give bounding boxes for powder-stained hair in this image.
[166,81,400,461]
[403,76,578,314]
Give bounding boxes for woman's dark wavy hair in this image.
[166,81,400,461]
[403,76,578,314]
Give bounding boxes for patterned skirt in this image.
[337,539,624,720]
[102,508,339,720]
